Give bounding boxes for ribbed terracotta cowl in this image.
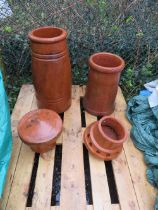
[83,52,125,116]
[84,116,127,160]
[18,109,62,153]
[28,26,72,113]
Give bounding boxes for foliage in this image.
[1,34,31,75]
[0,0,158,108]
[5,74,31,111]
[121,61,158,100]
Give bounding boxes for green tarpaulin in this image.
[0,70,12,198]
[127,94,158,210]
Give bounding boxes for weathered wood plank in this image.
[60,86,86,210]
[56,133,63,145]
[6,92,36,210]
[112,204,121,210]
[27,207,59,210]
[86,205,93,210]
[26,204,119,210]
[84,112,96,127]
[0,85,34,210]
[112,149,139,210]
[84,112,112,210]
[108,101,139,210]
[50,207,60,210]
[6,143,34,210]
[89,154,112,210]
[31,150,55,210]
[114,87,157,210]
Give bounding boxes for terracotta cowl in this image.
[83,52,125,116]
[84,116,127,160]
[18,109,62,153]
[28,26,72,113]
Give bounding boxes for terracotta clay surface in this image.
[83,52,125,116]
[28,26,72,113]
[83,116,127,160]
[18,109,62,153]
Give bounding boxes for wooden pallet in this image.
[0,85,157,210]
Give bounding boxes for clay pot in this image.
[83,52,125,116]
[18,109,62,153]
[28,26,72,113]
[83,116,127,160]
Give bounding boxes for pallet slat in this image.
[6,93,36,210]
[0,85,34,210]
[60,86,87,210]
[86,205,93,210]
[85,112,112,210]
[27,96,58,210]
[89,154,112,210]
[112,149,139,210]
[56,133,63,145]
[115,88,157,210]
[112,204,121,210]
[6,144,34,210]
[31,150,55,210]
[107,91,139,210]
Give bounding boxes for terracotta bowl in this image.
[18,109,62,153]
[84,116,127,160]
